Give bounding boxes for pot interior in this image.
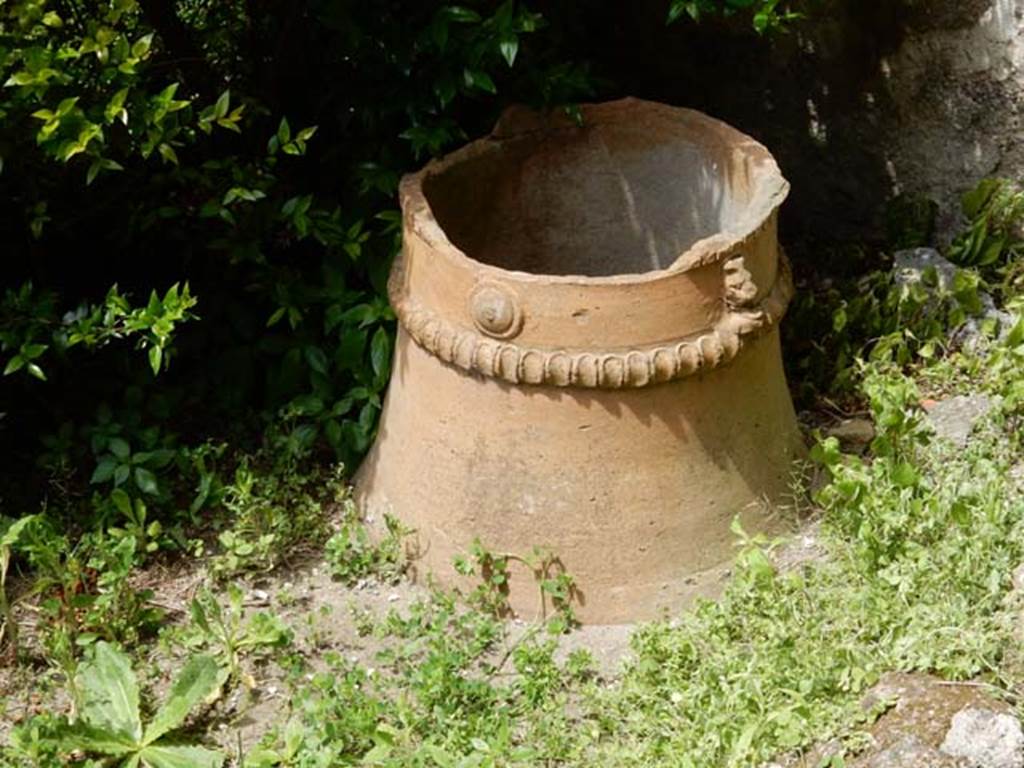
[422,114,781,278]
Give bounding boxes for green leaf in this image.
[213,90,230,120]
[3,356,25,375]
[291,394,324,416]
[149,345,163,374]
[499,36,518,67]
[371,327,391,378]
[892,462,918,488]
[76,641,143,743]
[158,143,179,165]
[443,5,481,22]
[978,237,1006,266]
[304,346,329,375]
[962,178,1000,219]
[131,33,154,59]
[324,418,343,451]
[58,723,137,757]
[143,655,225,745]
[1006,317,1024,348]
[139,744,225,768]
[0,515,37,551]
[26,362,46,381]
[109,438,131,460]
[92,457,118,484]
[667,0,695,23]
[134,467,159,495]
[266,307,286,327]
[110,488,133,517]
[276,117,290,145]
[463,68,496,94]
[21,343,47,359]
[87,159,103,185]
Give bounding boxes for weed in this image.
[0,514,37,656]
[454,540,579,633]
[184,585,293,688]
[786,261,982,400]
[208,458,337,579]
[7,641,227,767]
[324,505,408,585]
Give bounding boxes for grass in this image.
[4,247,1024,766]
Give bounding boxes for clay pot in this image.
[356,98,803,623]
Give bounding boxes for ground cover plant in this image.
[6,1,1024,766]
[4,182,1024,766]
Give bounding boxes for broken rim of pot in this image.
[399,97,790,285]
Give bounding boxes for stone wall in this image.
[575,0,1024,247]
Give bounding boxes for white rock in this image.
[940,707,1024,768]
[826,417,875,446]
[865,736,956,767]
[892,247,1014,348]
[894,247,958,291]
[925,394,997,447]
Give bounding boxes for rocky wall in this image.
[573,0,1024,248]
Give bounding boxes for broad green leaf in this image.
[109,437,131,460]
[87,159,103,185]
[21,343,46,359]
[56,97,79,116]
[442,5,481,22]
[892,462,918,488]
[371,327,390,378]
[134,467,159,495]
[463,68,496,94]
[110,488,133,517]
[131,33,154,59]
[149,345,162,374]
[91,457,118,484]
[158,143,178,165]
[3,355,25,375]
[59,723,137,757]
[140,745,225,768]
[499,36,518,67]
[0,515,37,550]
[1006,317,1024,348]
[962,178,1000,218]
[304,346,328,375]
[27,362,46,381]
[143,655,225,744]
[76,641,143,743]
[214,90,230,119]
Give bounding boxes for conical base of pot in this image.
[355,328,804,624]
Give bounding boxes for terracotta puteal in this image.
[356,98,803,623]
